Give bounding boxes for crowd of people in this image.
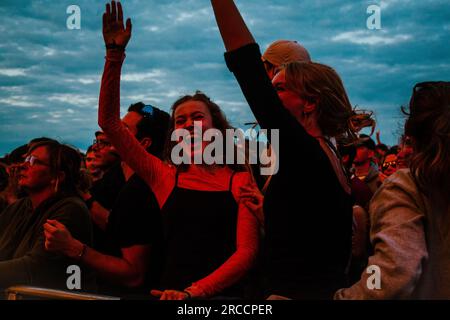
[0,0,449,300]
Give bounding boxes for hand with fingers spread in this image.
[102,0,132,49]
[239,184,264,228]
[44,219,84,259]
[150,289,191,300]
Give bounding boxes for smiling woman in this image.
[98,1,261,300]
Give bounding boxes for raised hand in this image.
[102,1,132,48]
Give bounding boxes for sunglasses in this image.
[24,155,50,167]
[141,104,155,119]
[382,161,397,171]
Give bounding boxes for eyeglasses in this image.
[93,139,112,149]
[24,155,50,167]
[382,161,397,171]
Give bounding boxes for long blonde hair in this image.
[284,61,375,141]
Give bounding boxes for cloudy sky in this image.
[1,0,449,155]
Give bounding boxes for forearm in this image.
[210,0,255,51]
[73,240,144,288]
[188,205,259,297]
[98,49,167,196]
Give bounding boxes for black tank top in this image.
[159,170,239,294]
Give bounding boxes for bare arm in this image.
[44,219,151,288]
[210,0,255,51]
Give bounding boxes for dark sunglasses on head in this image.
[141,104,155,119]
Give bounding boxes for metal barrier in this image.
[5,286,120,300]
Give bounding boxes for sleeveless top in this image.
[159,170,240,295]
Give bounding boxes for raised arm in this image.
[98,1,171,203]
[210,0,255,51]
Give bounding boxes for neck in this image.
[354,161,371,176]
[299,113,323,138]
[28,187,56,210]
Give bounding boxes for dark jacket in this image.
[0,194,96,292]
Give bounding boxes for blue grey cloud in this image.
[1,0,449,155]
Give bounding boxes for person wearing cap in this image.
[210,0,375,299]
[262,39,311,80]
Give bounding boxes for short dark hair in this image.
[376,143,389,153]
[127,102,170,158]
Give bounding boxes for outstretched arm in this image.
[98,1,171,205]
[210,0,255,52]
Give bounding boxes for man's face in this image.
[85,150,97,173]
[92,133,119,169]
[354,146,373,165]
[18,146,54,192]
[122,111,142,137]
[382,154,398,176]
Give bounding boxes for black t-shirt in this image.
[90,163,126,210]
[89,163,126,256]
[101,173,162,296]
[107,174,161,249]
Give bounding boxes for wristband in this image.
[105,43,125,51]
